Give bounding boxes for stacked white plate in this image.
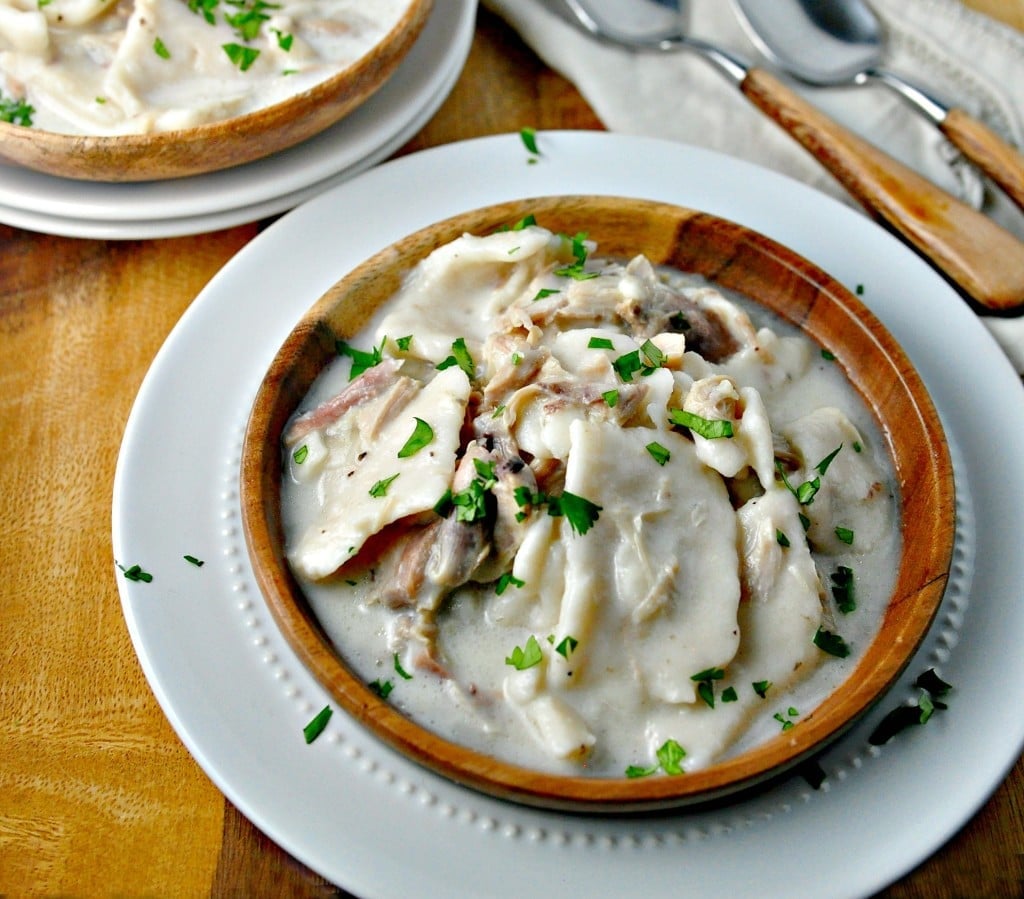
[0,0,476,240]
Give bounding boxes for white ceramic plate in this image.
[113,132,1024,899]
[0,0,474,236]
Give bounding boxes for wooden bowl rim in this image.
[0,0,431,182]
[240,195,955,812]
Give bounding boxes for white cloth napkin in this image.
[483,0,1024,371]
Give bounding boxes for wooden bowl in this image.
[240,196,955,812]
[0,0,431,183]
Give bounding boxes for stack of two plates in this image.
[0,0,475,240]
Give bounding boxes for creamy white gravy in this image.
[0,0,410,134]
[280,225,900,777]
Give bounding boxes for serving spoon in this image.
[563,0,1024,311]
[731,0,1024,212]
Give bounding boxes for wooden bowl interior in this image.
[0,0,431,182]
[240,195,954,811]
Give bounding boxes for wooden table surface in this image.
[2,4,1022,897]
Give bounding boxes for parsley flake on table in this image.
[397,417,434,458]
[303,705,332,743]
[183,555,204,567]
[505,634,543,670]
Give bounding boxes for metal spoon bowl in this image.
[731,0,1024,210]
[562,0,1024,311]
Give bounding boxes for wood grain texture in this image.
[0,2,1021,898]
[941,107,1024,211]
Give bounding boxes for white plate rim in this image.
[112,130,1024,899]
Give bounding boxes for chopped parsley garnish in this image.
[553,635,579,659]
[612,350,642,382]
[776,529,790,548]
[505,634,543,670]
[588,336,615,350]
[495,572,525,595]
[774,707,800,730]
[721,686,738,703]
[868,668,952,745]
[639,339,665,370]
[853,441,863,453]
[224,0,280,40]
[437,460,497,524]
[397,417,434,458]
[625,738,687,778]
[602,389,619,408]
[554,232,598,281]
[395,335,413,351]
[272,28,293,50]
[514,487,602,536]
[119,562,153,583]
[0,92,34,126]
[368,679,394,699]
[223,42,260,71]
[436,336,476,379]
[776,444,842,506]
[855,283,865,295]
[646,441,670,466]
[752,680,772,698]
[511,214,537,230]
[337,336,385,380]
[303,705,332,743]
[669,408,734,440]
[834,526,854,546]
[153,37,171,59]
[369,473,399,498]
[393,653,413,681]
[519,126,540,156]
[691,667,725,708]
[292,444,309,464]
[614,340,667,382]
[548,491,602,536]
[188,0,220,24]
[821,348,836,361]
[830,565,855,613]
[815,444,844,476]
[533,287,561,302]
[813,627,850,658]
[183,555,205,567]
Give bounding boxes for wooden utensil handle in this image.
[741,67,1024,311]
[941,108,1024,212]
